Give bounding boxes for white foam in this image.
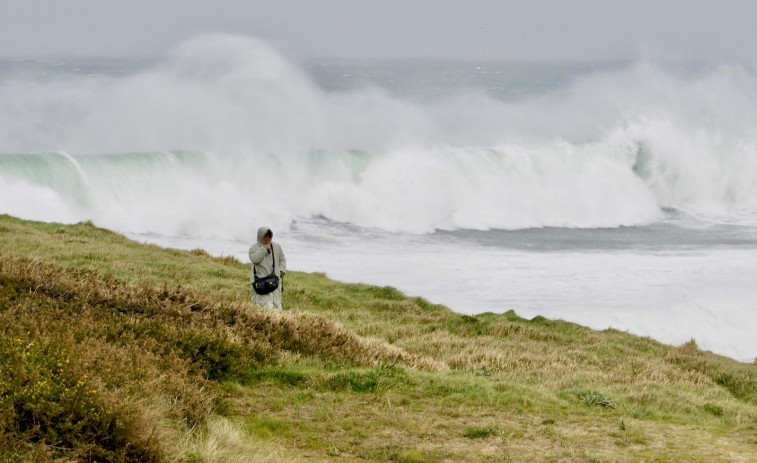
[129,228,757,362]
[306,143,662,233]
[0,176,81,223]
[2,36,757,361]
[1,37,757,235]
[286,233,757,362]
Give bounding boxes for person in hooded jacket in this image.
[249,226,287,309]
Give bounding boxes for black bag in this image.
[252,246,279,295]
[252,273,279,295]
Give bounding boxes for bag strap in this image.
[253,242,275,278]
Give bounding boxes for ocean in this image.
[1,36,756,361]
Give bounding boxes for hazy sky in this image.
[1,0,756,62]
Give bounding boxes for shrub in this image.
[0,336,160,461]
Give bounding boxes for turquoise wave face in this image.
[0,151,207,209]
[4,129,757,236]
[2,41,757,234]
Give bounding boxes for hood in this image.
[256,226,272,245]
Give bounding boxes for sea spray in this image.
[0,142,662,236]
[2,36,757,234]
[3,36,757,361]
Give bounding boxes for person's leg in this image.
[272,288,283,310]
[252,292,276,309]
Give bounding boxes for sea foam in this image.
[1,35,756,235]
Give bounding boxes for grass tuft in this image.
[463,426,501,439]
[700,403,725,417]
[327,364,410,393]
[576,390,616,409]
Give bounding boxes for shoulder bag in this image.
[252,246,279,295]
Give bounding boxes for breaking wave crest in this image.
[1,36,757,235]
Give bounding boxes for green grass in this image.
[1,214,757,462]
[463,426,501,439]
[575,390,616,409]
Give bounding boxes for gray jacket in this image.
[249,226,287,308]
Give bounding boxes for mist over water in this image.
[2,36,756,360]
[2,36,757,233]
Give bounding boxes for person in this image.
[249,226,287,309]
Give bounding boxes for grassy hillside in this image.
[1,214,756,462]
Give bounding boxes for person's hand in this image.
[263,243,272,252]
